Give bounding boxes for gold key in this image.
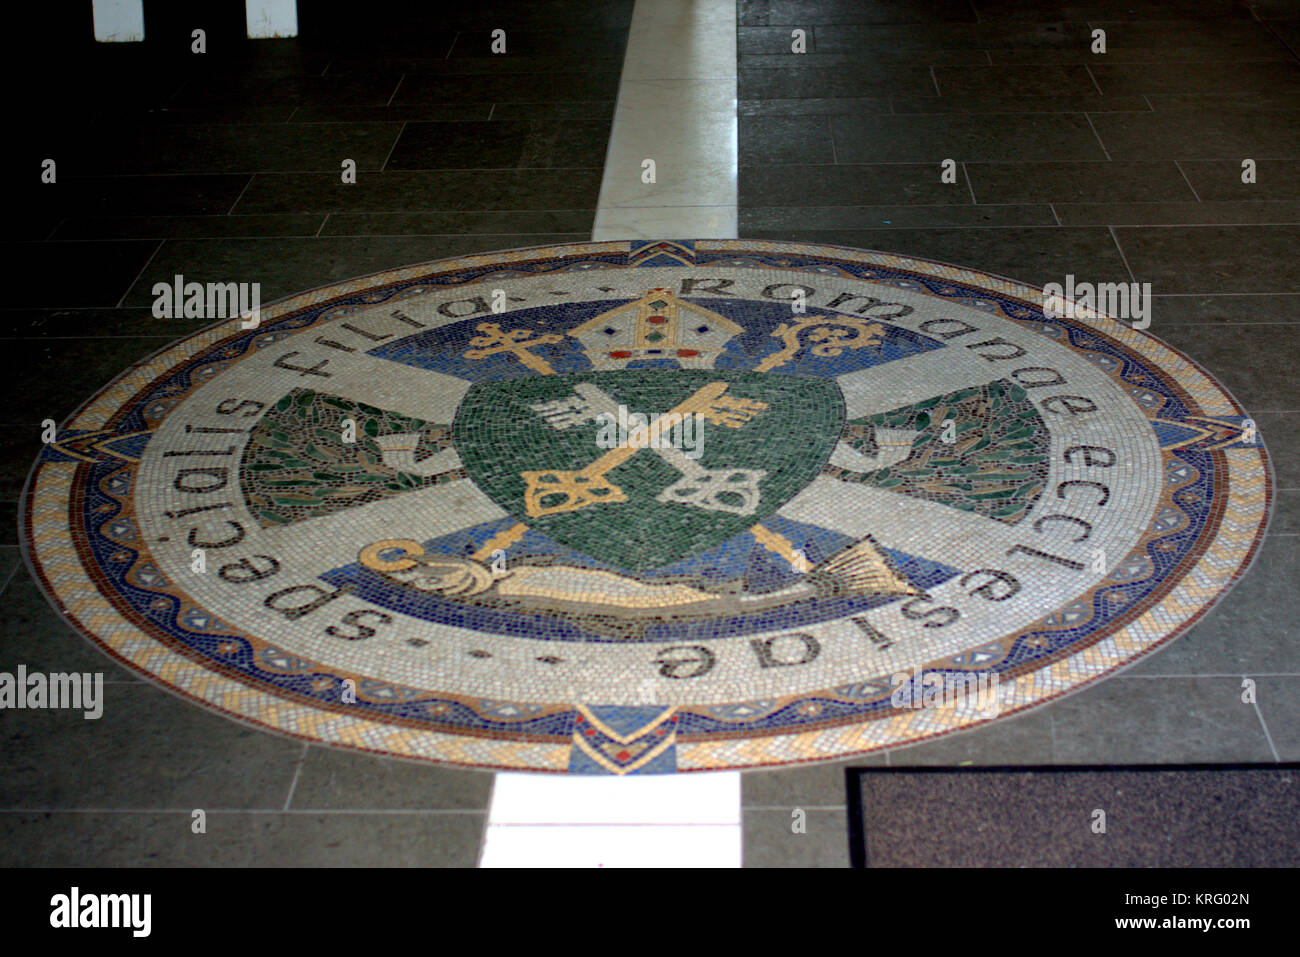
[522,381,740,517]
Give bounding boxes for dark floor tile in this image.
[1257,678,1300,760]
[813,20,1091,52]
[739,0,976,26]
[234,169,605,213]
[290,746,493,810]
[0,307,203,340]
[742,809,849,867]
[393,72,620,103]
[1124,535,1298,676]
[965,161,1196,203]
[0,430,42,509]
[932,65,1100,97]
[1179,160,1300,201]
[487,101,617,120]
[985,46,1293,63]
[14,175,252,218]
[0,681,302,810]
[292,103,494,122]
[385,119,611,170]
[53,214,326,241]
[739,65,935,98]
[738,25,822,54]
[448,28,629,58]
[1051,677,1276,762]
[328,55,627,76]
[741,49,992,66]
[1273,490,1300,536]
[743,758,883,809]
[1149,323,1300,410]
[740,116,835,165]
[0,336,172,425]
[49,123,403,176]
[1091,61,1300,96]
[120,235,591,306]
[1147,92,1300,111]
[1090,17,1291,52]
[1255,413,1300,487]
[740,164,974,206]
[741,204,1055,230]
[739,98,892,116]
[322,210,594,235]
[1148,293,1300,325]
[891,93,1149,113]
[1115,225,1300,293]
[1053,201,1300,226]
[2,242,159,309]
[0,810,485,866]
[171,73,403,108]
[973,1,1243,20]
[1090,110,1300,160]
[736,225,1131,289]
[831,113,1106,163]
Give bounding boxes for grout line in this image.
[1174,159,1202,201]
[1083,111,1111,159]
[114,240,164,309]
[44,218,66,241]
[1083,61,1105,97]
[282,743,310,811]
[1108,224,1138,284]
[985,50,993,65]
[929,65,942,96]
[0,558,23,598]
[320,60,332,77]
[284,105,299,123]
[487,103,496,121]
[226,175,255,215]
[1049,202,1061,226]
[1249,683,1283,763]
[314,212,331,238]
[961,161,978,204]
[445,31,460,60]
[380,121,408,172]
[386,74,405,107]
[828,116,837,164]
[1142,93,1155,112]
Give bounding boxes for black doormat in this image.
[847,765,1300,868]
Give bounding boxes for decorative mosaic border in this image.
[21,240,1273,773]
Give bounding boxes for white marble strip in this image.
[482,0,743,868]
[591,0,738,241]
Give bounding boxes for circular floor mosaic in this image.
[24,240,1272,774]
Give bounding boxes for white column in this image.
[92,0,145,42]
[246,0,298,39]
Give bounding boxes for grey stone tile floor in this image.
[2,0,1298,869]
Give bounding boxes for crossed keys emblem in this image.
[522,381,768,518]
